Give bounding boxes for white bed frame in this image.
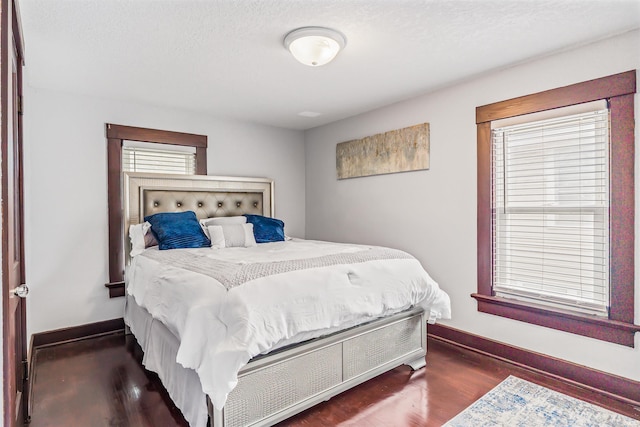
[123,172,427,427]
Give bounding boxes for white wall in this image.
[23,87,306,340]
[305,30,640,381]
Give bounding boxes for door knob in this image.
[12,284,29,298]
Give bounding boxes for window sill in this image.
[105,281,125,298]
[471,293,640,347]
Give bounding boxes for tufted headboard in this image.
[124,172,274,260]
[142,190,265,218]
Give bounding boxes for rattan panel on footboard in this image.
[224,345,343,427]
[343,313,423,380]
[213,308,426,427]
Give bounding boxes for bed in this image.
[122,172,451,427]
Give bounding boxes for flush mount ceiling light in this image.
[284,27,346,67]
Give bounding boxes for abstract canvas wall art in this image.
[336,123,430,179]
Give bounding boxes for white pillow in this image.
[200,216,247,228]
[207,223,257,249]
[129,222,152,257]
[207,226,226,249]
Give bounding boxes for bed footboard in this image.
[210,308,426,427]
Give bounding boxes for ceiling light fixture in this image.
[284,27,346,67]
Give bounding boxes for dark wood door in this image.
[2,0,27,425]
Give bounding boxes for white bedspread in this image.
[126,239,451,409]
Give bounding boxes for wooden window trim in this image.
[473,70,640,347]
[105,124,207,295]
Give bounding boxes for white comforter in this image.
[126,239,451,409]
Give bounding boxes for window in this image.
[474,70,639,347]
[493,104,609,316]
[122,141,196,174]
[105,124,208,297]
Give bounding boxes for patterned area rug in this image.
[444,376,640,427]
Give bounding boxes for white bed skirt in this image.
[125,295,209,427]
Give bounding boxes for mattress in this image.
[126,238,451,410]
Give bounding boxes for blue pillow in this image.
[243,214,285,243]
[144,211,211,250]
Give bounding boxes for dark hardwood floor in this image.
[28,332,640,426]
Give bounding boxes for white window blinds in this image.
[492,105,610,316]
[122,141,196,175]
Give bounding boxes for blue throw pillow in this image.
[243,214,285,243]
[144,211,211,250]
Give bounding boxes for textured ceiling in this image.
[18,0,640,130]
